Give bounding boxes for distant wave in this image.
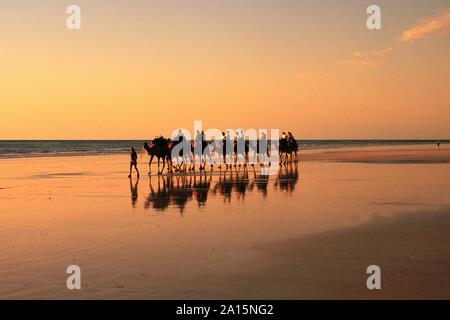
[0,140,446,159]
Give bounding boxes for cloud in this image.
[293,61,376,81]
[293,71,337,81]
[352,48,392,57]
[352,8,449,59]
[339,60,377,67]
[294,9,448,81]
[400,8,450,43]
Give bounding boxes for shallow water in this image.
[0,140,447,159]
[0,155,449,298]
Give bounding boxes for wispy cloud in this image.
[352,47,392,57]
[352,8,449,59]
[293,71,337,81]
[338,60,377,72]
[338,60,377,67]
[293,60,376,81]
[400,8,450,43]
[293,8,449,81]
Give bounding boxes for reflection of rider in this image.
[130,176,139,208]
[275,162,299,193]
[193,173,211,207]
[145,176,170,211]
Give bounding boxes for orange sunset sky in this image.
[0,0,449,139]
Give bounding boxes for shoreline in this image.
[0,144,449,162]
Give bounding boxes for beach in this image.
[0,145,449,299]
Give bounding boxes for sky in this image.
[0,0,449,139]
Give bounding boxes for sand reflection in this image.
[138,163,299,211]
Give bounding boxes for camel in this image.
[142,137,172,175]
[188,132,214,172]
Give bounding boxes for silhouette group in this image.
[140,130,299,175]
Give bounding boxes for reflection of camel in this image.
[192,172,212,207]
[167,175,193,213]
[144,176,170,211]
[274,162,299,193]
[212,170,234,202]
[212,169,249,201]
[129,177,139,208]
[233,170,249,200]
[143,174,213,213]
[248,167,269,198]
[140,164,300,211]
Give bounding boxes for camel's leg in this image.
[208,155,213,171]
[160,158,166,174]
[190,154,195,171]
[157,157,161,174]
[167,157,172,173]
[148,155,154,175]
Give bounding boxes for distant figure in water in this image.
[436,140,440,150]
[128,147,140,178]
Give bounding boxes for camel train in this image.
[140,131,299,175]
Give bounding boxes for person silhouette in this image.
[128,147,140,178]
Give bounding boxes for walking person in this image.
[129,147,140,178]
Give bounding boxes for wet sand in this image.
[301,146,450,163]
[230,207,450,299]
[0,146,449,299]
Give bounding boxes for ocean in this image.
[0,140,445,159]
